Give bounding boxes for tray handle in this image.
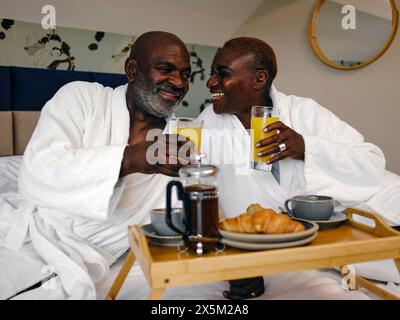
[344,207,400,237]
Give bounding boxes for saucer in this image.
[141,224,183,247]
[308,211,348,230]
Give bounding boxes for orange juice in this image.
[174,127,202,151]
[251,116,279,163]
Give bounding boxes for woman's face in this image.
[207,47,262,115]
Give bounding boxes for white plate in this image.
[221,232,318,251]
[219,219,318,243]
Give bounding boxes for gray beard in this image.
[131,72,182,118]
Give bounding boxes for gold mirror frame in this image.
[308,0,399,70]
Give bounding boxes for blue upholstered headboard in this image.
[0,66,127,156]
[0,66,127,111]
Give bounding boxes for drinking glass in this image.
[171,117,203,152]
[251,106,279,171]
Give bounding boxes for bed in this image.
[0,66,399,300]
[1,154,399,300]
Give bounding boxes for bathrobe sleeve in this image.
[291,97,386,205]
[18,82,127,221]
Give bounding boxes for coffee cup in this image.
[284,195,334,221]
[150,208,185,236]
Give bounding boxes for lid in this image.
[179,164,219,178]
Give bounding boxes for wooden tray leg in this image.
[105,250,136,300]
[147,288,166,300]
[355,258,400,300]
[340,265,356,290]
[394,258,400,274]
[355,276,400,300]
[341,264,400,300]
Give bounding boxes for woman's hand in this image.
[255,121,305,164]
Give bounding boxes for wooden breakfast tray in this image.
[106,208,400,300]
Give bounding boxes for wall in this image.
[0,19,217,117]
[0,0,263,47]
[234,0,400,174]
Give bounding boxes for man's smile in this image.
[159,89,181,102]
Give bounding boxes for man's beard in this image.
[131,72,185,118]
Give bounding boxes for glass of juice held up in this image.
[251,106,279,171]
[171,117,203,153]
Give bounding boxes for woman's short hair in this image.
[222,37,277,89]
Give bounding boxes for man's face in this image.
[132,43,191,118]
[207,48,258,115]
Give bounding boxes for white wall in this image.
[0,0,263,47]
[234,0,400,174]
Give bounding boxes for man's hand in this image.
[255,121,305,164]
[121,134,195,177]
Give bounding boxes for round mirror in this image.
[308,0,399,70]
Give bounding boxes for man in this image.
[1,31,192,299]
[198,37,386,299]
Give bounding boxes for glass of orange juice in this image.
[171,117,203,153]
[251,106,279,171]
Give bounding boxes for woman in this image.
[198,37,385,299]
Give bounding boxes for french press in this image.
[165,157,220,255]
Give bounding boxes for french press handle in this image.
[166,180,190,237]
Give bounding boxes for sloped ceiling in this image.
[0,0,265,46]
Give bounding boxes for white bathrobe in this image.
[1,81,172,299]
[197,86,386,218]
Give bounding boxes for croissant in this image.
[219,213,256,233]
[246,203,263,215]
[219,204,305,234]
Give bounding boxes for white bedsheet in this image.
[9,251,400,300]
[1,156,399,300]
[10,257,387,300]
[95,257,389,300]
